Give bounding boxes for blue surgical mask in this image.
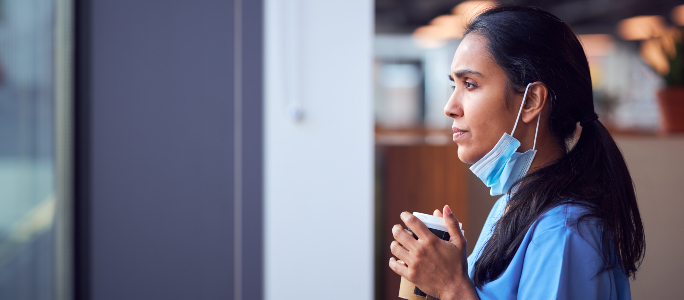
[470,83,540,196]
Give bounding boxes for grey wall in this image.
[616,137,684,299]
[75,0,262,299]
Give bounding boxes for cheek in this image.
[458,96,509,164]
[457,110,490,163]
[457,123,497,164]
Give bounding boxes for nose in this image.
[444,89,463,119]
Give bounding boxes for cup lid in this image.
[412,212,462,233]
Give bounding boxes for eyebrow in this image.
[450,69,483,80]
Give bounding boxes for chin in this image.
[456,146,478,165]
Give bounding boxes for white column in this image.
[264,1,374,299]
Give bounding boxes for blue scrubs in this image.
[467,195,631,299]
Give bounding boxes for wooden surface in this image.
[377,144,468,300]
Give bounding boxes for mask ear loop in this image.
[510,83,542,151]
[532,111,540,150]
[510,83,533,137]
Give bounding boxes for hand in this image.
[433,209,443,218]
[389,205,480,300]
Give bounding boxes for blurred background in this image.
[0,0,682,299]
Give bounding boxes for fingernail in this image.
[392,226,398,234]
[445,205,453,215]
[400,212,408,219]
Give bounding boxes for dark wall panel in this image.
[238,0,263,298]
[74,0,262,299]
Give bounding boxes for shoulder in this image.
[534,202,595,231]
[517,204,625,299]
[528,202,602,254]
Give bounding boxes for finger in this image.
[392,224,418,251]
[443,205,466,250]
[390,241,411,263]
[400,212,433,241]
[389,257,409,277]
[433,209,443,218]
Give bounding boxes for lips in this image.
[452,127,468,141]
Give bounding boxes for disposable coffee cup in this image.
[398,212,463,300]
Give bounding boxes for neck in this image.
[507,129,564,198]
[528,139,564,173]
[513,121,565,174]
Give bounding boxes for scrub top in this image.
[467,195,631,300]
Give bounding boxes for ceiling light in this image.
[672,5,684,26]
[429,15,466,38]
[452,1,497,21]
[578,34,615,57]
[412,15,466,48]
[617,16,667,40]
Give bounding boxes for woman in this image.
[388,6,644,300]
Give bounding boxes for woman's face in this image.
[445,33,520,164]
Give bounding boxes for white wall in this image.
[264,1,374,299]
[616,136,684,299]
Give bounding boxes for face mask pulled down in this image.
[469,83,541,196]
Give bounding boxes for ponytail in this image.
[573,119,645,276]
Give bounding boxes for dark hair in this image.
[464,6,645,289]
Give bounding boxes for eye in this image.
[463,80,477,89]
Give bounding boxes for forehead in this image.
[451,34,499,75]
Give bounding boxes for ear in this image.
[521,82,549,124]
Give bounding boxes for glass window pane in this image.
[0,0,63,298]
